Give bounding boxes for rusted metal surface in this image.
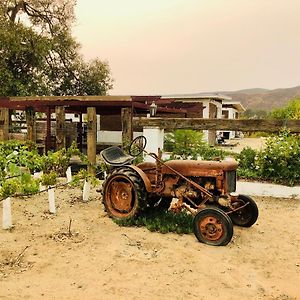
[104,174,135,218]
[197,216,224,241]
[163,160,238,175]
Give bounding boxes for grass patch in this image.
[114,210,194,234]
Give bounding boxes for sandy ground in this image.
[0,184,299,300]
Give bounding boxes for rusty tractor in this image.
[100,136,258,246]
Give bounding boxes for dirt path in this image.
[0,185,299,300]
[217,137,266,153]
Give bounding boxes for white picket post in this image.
[34,171,45,192]
[48,187,56,214]
[2,197,12,229]
[33,171,43,179]
[66,166,72,183]
[83,180,91,202]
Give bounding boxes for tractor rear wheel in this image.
[193,207,233,246]
[229,194,258,227]
[102,168,147,219]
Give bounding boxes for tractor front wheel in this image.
[193,207,233,246]
[102,168,147,219]
[229,194,258,227]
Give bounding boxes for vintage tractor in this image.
[100,136,258,246]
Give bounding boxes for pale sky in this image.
[73,0,300,95]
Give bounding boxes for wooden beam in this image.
[87,107,97,174]
[0,108,9,140]
[25,107,36,142]
[121,107,133,147]
[55,106,66,150]
[133,118,300,133]
[9,95,132,102]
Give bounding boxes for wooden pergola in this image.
[0,95,204,171]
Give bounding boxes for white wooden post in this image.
[34,171,45,191]
[142,126,164,162]
[83,180,91,202]
[48,187,56,214]
[66,166,72,183]
[2,197,12,229]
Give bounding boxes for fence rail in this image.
[133,117,300,133]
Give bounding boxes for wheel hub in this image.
[110,181,132,212]
[199,216,223,241]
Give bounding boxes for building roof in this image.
[222,100,246,112]
[161,93,232,101]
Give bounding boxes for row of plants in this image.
[0,141,97,199]
[164,129,300,186]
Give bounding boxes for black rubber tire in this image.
[193,207,233,246]
[229,194,258,227]
[102,167,147,219]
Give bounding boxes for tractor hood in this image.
[162,159,238,176]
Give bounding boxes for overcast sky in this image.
[73,0,300,95]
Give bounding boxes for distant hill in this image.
[224,86,300,111]
[167,86,300,111]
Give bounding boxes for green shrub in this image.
[269,98,300,120]
[237,131,300,185]
[255,131,300,185]
[164,129,230,160]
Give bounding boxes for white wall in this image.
[202,99,222,142]
[143,127,164,162]
[221,107,238,139]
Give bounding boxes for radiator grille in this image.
[226,171,236,192]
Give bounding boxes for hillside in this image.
[225,85,300,111]
[168,85,300,111]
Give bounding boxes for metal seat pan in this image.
[100,146,134,166]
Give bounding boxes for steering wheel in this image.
[129,136,147,156]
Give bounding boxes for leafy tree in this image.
[0,0,113,96]
[269,98,300,120]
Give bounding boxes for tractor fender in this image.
[126,165,152,193]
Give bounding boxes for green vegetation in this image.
[243,98,300,120]
[0,1,112,96]
[237,131,300,185]
[164,129,228,160]
[0,140,92,198]
[114,210,193,234]
[269,98,300,120]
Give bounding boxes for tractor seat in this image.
[100,146,134,166]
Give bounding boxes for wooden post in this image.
[55,106,66,150]
[78,113,83,151]
[45,107,52,152]
[208,103,217,146]
[121,107,133,148]
[26,107,36,143]
[0,108,9,141]
[87,107,97,174]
